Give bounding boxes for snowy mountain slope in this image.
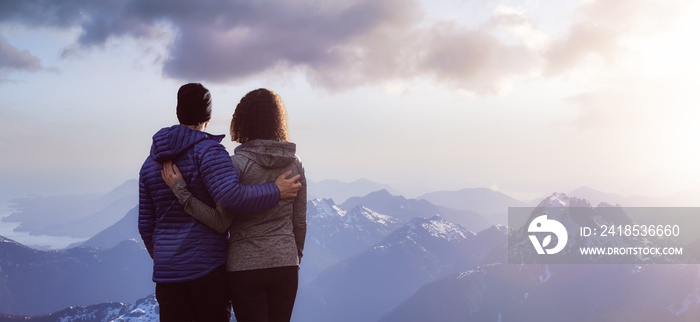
[0,294,159,322]
[379,193,700,322]
[341,189,492,232]
[0,235,153,316]
[380,263,700,322]
[509,193,690,264]
[302,198,402,284]
[294,215,505,322]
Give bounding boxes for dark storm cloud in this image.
[1,0,422,89]
[0,0,86,28]
[0,0,690,93]
[159,0,422,88]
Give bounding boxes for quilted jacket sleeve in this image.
[138,174,156,258]
[199,142,280,213]
[171,179,234,233]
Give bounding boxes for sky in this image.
[1,0,700,202]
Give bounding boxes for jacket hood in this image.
[150,125,224,162]
[234,139,297,169]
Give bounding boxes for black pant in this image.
[155,266,231,322]
[228,266,299,322]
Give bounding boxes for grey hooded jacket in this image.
[172,139,307,271]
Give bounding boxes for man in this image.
[138,83,301,322]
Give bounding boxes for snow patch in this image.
[457,268,481,279]
[539,264,551,282]
[407,216,472,241]
[310,199,346,218]
[665,293,700,316]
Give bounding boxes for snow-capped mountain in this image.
[12,182,698,322]
[0,294,159,321]
[379,193,700,322]
[294,215,505,322]
[302,198,402,284]
[535,192,591,208]
[509,193,689,264]
[307,198,401,250]
[0,235,153,316]
[341,189,492,232]
[0,196,407,318]
[381,192,700,322]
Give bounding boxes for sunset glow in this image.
[1,0,699,201]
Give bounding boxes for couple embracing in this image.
[139,83,306,322]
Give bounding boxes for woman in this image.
[161,88,306,322]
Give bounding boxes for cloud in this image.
[544,0,692,75]
[160,0,423,89]
[0,0,694,93]
[0,35,41,73]
[415,13,545,94]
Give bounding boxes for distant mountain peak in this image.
[0,235,29,249]
[370,188,393,196]
[406,215,473,241]
[311,198,337,207]
[307,178,399,204]
[537,192,591,208]
[480,224,509,235]
[309,198,346,219]
[346,205,400,226]
[106,179,138,194]
[361,189,403,201]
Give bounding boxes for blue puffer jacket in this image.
[138,125,279,283]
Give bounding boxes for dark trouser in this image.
[155,266,231,322]
[228,266,299,322]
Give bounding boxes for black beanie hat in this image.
[177,83,212,125]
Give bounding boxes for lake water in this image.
[0,202,88,250]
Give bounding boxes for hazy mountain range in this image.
[0,236,153,316]
[418,187,526,225]
[5,177,697,244]
[568,185,700,207]
[1,179,699,321]
[294,216,506,322]
[342,189,494,230]
[380,263,700,322]
[307,178,400,204]
[302,198,402,284]
[1,180,138,239]
[379,193,700,321]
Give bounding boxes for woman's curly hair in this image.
[231,88,290,143]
